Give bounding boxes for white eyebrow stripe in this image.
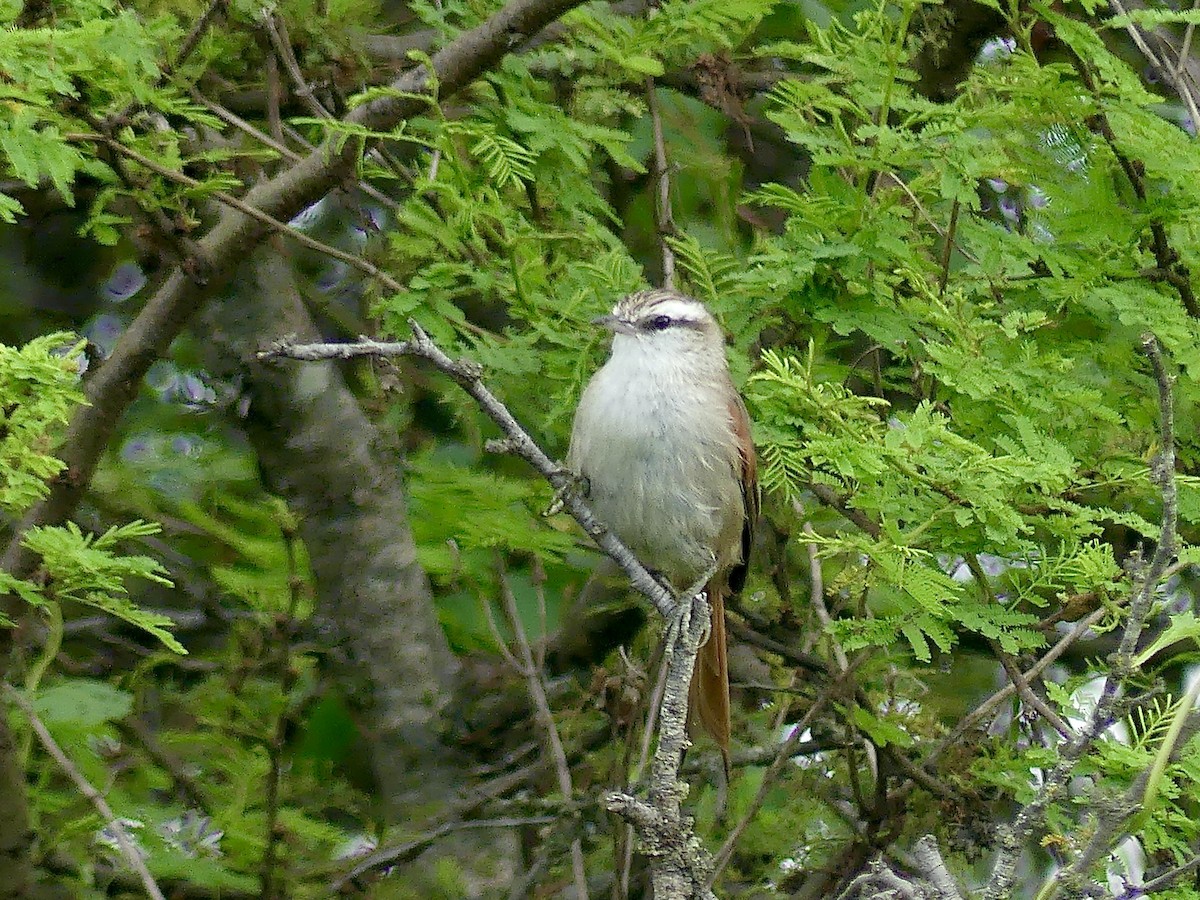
[640,298,706,323]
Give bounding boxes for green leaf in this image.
[1135,612,1200,669]
[623,55,665,76]
[851,705,915,748]
[34,679,132,727]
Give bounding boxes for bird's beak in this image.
[592,314,637,335]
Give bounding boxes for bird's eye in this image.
[648,315,672,331]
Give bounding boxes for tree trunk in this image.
[198,249,461,818]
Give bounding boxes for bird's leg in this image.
[665,554,720,655]
[542,469,590,516]
[662,590,699,659]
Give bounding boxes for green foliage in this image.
[20,520,183,653]
[34,678,133,727]
[8,0,1200,891]
[0,334,85,514]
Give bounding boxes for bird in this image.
[567,288,758,766]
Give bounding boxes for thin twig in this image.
[646,77,677,290]
[933,606,1109,756]
[331,816,557,890]
[497,565,589,900]
[1072,52,1199,317]
[963,554,1073,740]
[260,525,304,899]
[4,683,166,900]
[193,89,407,213]
[162,0,228,82]
[261,13,333,119]
[708,682,839,885]
[266,49,284,142]
[709,523,861,885]
[67,133,408,296]
[937,199,959,300]
[1108,0,1200,135]
[1178,0,1200,83]
[1116,850,1200,898]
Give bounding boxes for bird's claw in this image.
[664,590,711,657]
[543,469,589,517]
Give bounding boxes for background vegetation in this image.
[3,0,1200,894]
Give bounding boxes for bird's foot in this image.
[664,589,711,657]
[543,469,590,517]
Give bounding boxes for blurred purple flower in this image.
[120,437,152,462]
[84,314,124,358]
[160,811,223,859]
[95,818,147,862]
[170,435,198,456]
[177,373,216,408]
[1183,116,1196,137]
[1027,185,1049,209]
[50,341,87,377]
[978,36,1016,63]
[180,374,206,403]
[102,262,146,302]
[999,196,1021,223]
[987,177,1008,194]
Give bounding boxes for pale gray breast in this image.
[568,356,744,588]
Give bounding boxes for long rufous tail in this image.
[689,583,731,775]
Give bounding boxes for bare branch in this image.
[331,816,557,890]
[261,13,333,119]
[605,590,717,900]
[646,78,677,289]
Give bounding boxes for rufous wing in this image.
[689,391,757,772]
